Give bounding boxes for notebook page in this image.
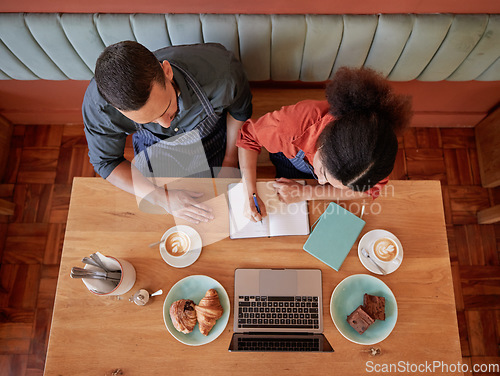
[257,182,310,237]
[228,183,271,239]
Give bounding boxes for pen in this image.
[252,193,263,224]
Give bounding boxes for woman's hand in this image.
[272,178,310,204]
[166,189,214,224]
[244,193,268,222]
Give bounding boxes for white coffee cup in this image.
[164,230,191,257]
[82,256,136,296]
[369,237,399,264]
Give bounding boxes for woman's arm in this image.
[238,147,267,221]
[272,178,370,203]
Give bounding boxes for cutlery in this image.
[361,248,387,275]
[90,253,117,273]
[150,289,163,297]
[71,267,121,281]
[360,202,366,219]
[148,240,162,248]
[70,273,116,281]
[81,256,101,268]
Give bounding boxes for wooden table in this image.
[45,178,463,375]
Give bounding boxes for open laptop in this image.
[228,268,334,352]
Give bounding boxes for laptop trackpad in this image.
[259,269,298,296]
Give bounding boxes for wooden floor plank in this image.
[3,224,48,265]
[0,264,41,310]
[415,127,443,148]
[47,184,72,224]
[457,310,471,357]
[0,354,28,376]
[23,125,63,149]
[43,224,64,265]
[444,148,475,186]
[466,310,499,356]
[0,322,33,353]
[36,266,59,309]
[441,128,477,149]
[405,148,447,182]
[468,148,483,186]
[17,148,59,185]
[27,308,52,374]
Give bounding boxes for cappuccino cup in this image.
[165,231,191,257]
[370,237,399,264]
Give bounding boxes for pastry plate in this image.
[163,275,230,346]
[330,274,397,345]
[357,229,403,275]
[159,225,202,268]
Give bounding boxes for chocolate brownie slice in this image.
[363,293,386,321]
[347,305,375,334]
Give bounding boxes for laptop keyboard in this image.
[237,296,320,329]
[236,336,321,352]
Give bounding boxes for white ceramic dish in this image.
[357,229,403,275]
[159,225,202,268]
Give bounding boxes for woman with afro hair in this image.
[237,67,412,222]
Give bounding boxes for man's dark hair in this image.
[94,41,166,111]
[317,67,412,191]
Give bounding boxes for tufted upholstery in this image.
[0,13,499,82]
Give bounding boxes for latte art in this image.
[165,231,191,257]
[373,238,398,262]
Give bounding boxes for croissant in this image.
[170,299,197,334]
[195,289,224,336]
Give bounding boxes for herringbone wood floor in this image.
[0,124,499,375]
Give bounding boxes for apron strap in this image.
[169,62,219,123]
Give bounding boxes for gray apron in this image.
[269,150,318,180]
[132,62,226,178]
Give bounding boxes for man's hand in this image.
[272,178,310,204]
[166,189,214,224]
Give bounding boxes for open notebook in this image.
[228,182,310,239]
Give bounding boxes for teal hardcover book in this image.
[303,202,365,271]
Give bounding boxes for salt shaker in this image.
[129,289,150,306]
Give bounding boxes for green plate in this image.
[330,274,397,345]
[163,275,230,346]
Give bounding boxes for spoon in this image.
[70,272,119,281]
[81,256,101,268]
[90,253,113,273]
[70,267,121,281]
[361,248,387,275]
[150,289,163,297]
[148,240,162,248]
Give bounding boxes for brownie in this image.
[363,293,386,321]
[347,305,375,334]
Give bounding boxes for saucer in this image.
[330,274,397,345]
[163,275,230,346]
[357,229,403,275]
[159,225,202,268]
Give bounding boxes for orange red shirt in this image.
[236,100,388,198]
